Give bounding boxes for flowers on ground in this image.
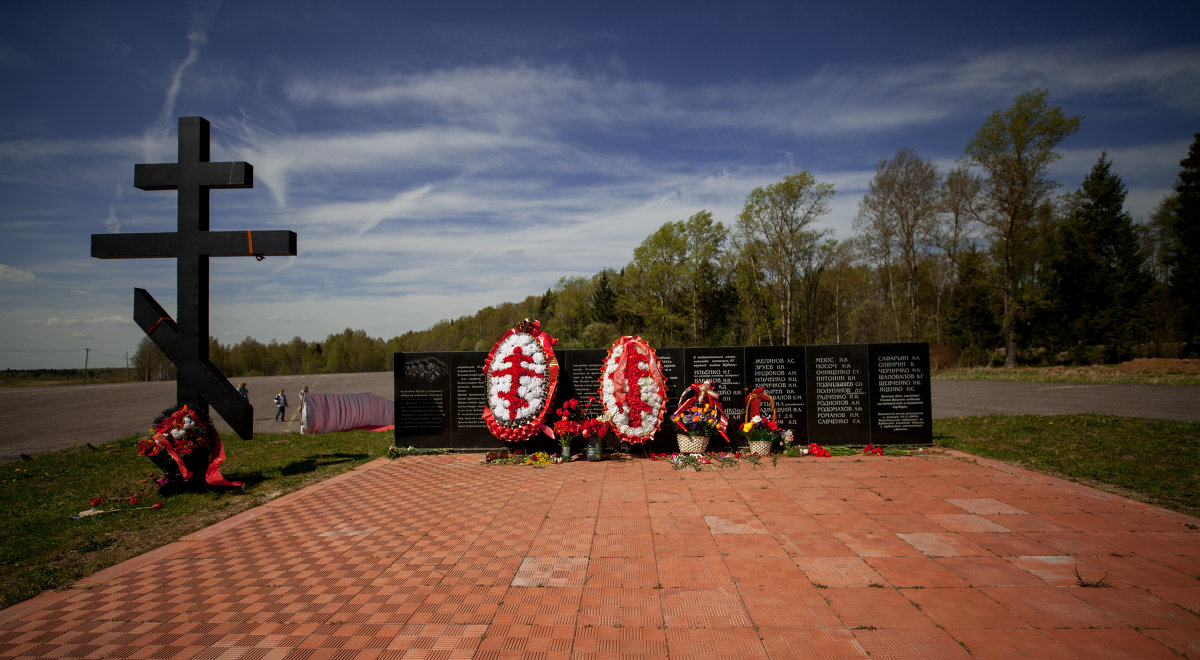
[524,451,554,466]
[807,443,831,457]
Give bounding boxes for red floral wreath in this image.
[482,320,559,441]
[599,335,666,444]
[137,405,241,487]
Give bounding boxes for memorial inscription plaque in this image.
[395,354,450,442]
[746,346,807,444]
[807,344,870,445]
[395,342,931,450]
[685,347,747,424]
[869,343,933,444]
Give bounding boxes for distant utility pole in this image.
[83,347,90,385]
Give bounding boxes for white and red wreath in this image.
[482,320,559,441]
[599,335,666,443]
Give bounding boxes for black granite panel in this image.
[745,346,808,444]
[868,343,933,444]
[806,344,870,445]
[394,352,451,448]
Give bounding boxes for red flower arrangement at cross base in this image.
[482,319,560,442]
[599,335,666,444]
[137,404,241,488]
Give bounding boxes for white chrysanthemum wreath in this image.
[482,320,559,441]
[600,335,666,443]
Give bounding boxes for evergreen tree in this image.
[1164,134,1200,354]
[589,270,618,324]
[1045,153,1149,361]
[537,287,555,319]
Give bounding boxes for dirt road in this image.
[1,374,1196,462]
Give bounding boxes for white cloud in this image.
[87,315,129,326]
[0,264,35,283]
[143,0,219,161]
[280,41,1200,143]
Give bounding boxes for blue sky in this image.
[1,1,1198,369]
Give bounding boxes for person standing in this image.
[274,388,288,422]
[298,385,309,416]
[238,382,249,401]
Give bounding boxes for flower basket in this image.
[670,381,729,454]
[677,433,709,454]
[747,440,772,456]
[739,388,785,455]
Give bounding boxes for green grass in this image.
[935,365,1200,386]
[0,429,394,610]
[935,414,1200,516]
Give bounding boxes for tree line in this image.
[132,89,1200,380]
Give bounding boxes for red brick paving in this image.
[3,449,1199,658]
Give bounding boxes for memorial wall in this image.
[394,342,931,450]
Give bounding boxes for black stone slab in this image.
[393,342,931,449]
[556,349,607,404]
[869,343,933,444]
[806,344,870,445]
[655,347,686,440]
[395,353,451,447]
[746,346,808,444]
[449,351,492,449]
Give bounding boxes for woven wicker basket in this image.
[748,440,772,456]
[677,434,709,454]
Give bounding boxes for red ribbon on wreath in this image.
[671,380,730,441]
[745,387,776,423]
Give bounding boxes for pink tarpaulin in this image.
[300,392,394,434]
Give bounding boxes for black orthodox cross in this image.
[92,116,296,439]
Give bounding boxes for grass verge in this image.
[0,429,393,610]
[934,365,1200,386]
[935,414,1200,517]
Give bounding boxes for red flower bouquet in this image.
[138,405,241,492]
